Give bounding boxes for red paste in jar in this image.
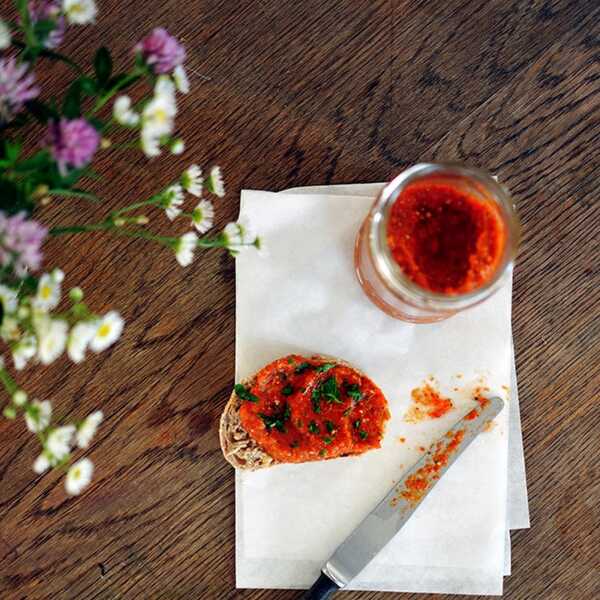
[386,181,506,294]
[238,355,390,463]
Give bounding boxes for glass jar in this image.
[354,163,520,323]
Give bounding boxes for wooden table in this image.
[1,1,598,598]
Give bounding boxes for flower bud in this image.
[101,138,111,149]
[69,287,84,303]
[3,406,16,419]
[13,390,27,406]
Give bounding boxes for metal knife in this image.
[302,395,504,599]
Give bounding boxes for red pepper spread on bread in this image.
[236,355,390,463]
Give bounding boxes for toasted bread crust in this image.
[220,354,367,471]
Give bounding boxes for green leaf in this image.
[4,141,22,164]
[33,18,55,41]
[94,47,113,87]
[281,384,293,396]
[294,362,311,374]
[62,80,82,118]
[321,377,341,404]
[26,100,59,124]
[0,179,33,215]
[80,77,97,95]
[315,363,336,373]
[14,151,52,173]
[345,384,363,402]
[234,384,258,403]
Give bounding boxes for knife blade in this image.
[303,395,504,599]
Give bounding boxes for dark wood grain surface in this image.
[1,1,598,598]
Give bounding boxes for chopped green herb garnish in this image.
[234,384,258,403]
[315,363,336,373]
[321,376,341,403]
[325,420,335,434]
[294,361,311,374]
[323,437,333,445]
[353,419,361,429]
[287,357,295,364]
[259,403,291,433]
[282,384,293,396]
[308,421,320,434]
[319,449,326,457]
[359,430,368,440]
[311,388,322,413]
[300,387,307,393]
[290,440,300,448]
[345,383,363,402]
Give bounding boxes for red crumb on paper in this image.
[464,409,478,420]
[418,446,426,452]
[404,383,453,422]
[390,429,466,506]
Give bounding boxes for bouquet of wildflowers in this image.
[0,1,261,495]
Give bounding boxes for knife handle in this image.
[302,572,339,599]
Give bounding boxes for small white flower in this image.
[155,75,176,100]
[236,215,257,244]
[191,200,214,234]
[142,90,176,139]
[173,65,189,94]
[65,458,94,495]
[67,321,97,363]
[47,425,76,460]
[25,400,52,433]
[76,410,103,448]
[0,284,18,313]
[207,166,225,197]
[141,132,161,157]
[170,138,185,155]
[113,96,139,126]
[0,20,11,50]
[174,232,198,267]
[33,269,64,311]
[223,216,257,251]
[62,0,97,25]
[33,453,51,474]
[223,221,242,247]
[12,334,36,370]
[13,390,28,406]
[181,164,203,197]
[36,317,68,365]
[90,311,124,352]
[161,184,184,220]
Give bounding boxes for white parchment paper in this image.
[235,186,520,595]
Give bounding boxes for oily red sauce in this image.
[386,181,506,294]
[404,383,453,422]
[238,355,390,463]
[390,429,465,506]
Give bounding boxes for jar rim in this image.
[368,162,520,310]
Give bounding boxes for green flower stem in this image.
[49,222,114,235]
[111,195,162,216]
[48,189,101,202]
[15,0,37,48]
[0,368,18,396]
[92,69,145,114]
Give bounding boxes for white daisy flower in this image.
[181,164,203,197]
[36,317,68,365]
[62,0,97,25]
[47,425,76,460]
[0,284,18,313]
[76,410,103,448]
[155,75,176,100]
[33,453,51,474]
[67,321,97,363]
[25,400,52,433]
[141,132,161,157]
[173,65,190,94]
[161,184,184,220]
[12,334,36,370]
[237,215,257,244]
[33,269,64,311]
[13,390,28,406]
[113,96,139,126]
[223,221,242,247]
[174,232,198,267]
[65,458,94,495]
[191,200,214,234]
[223,216,257,251]
[0,20,11,50]
[142,88,176,140]
[89,311,124,353]
[206,165,225,197]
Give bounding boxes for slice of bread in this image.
[220,354,382,471]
